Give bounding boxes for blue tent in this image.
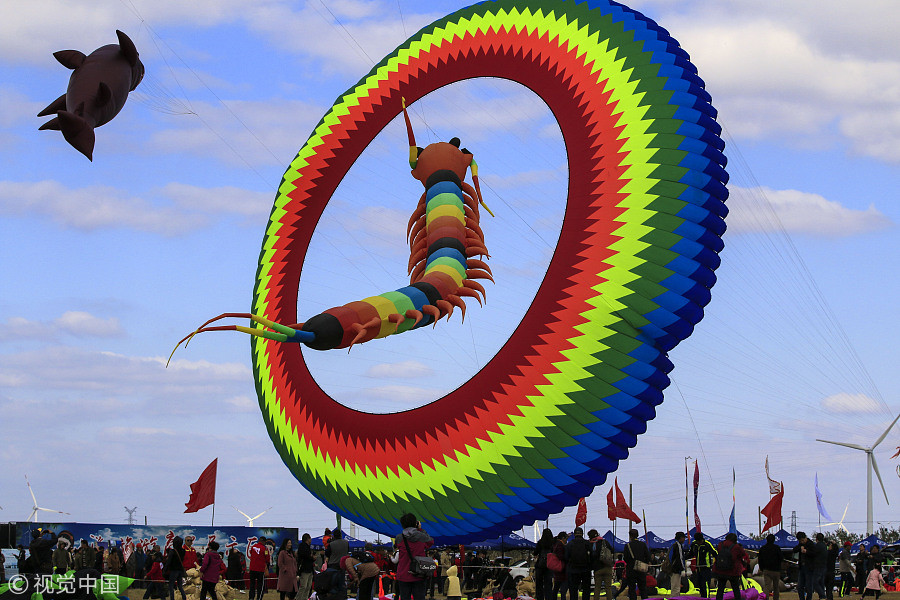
[643,531,671,550]
[310,533,366,550]
[851,534,889,553]
[771,529,798,548]
[470,533,536,549]
[602,530,628,552]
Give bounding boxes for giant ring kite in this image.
[250,0,728,543]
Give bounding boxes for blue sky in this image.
[1,0,899,540]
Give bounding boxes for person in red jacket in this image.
[248,537,271,600]
[713,533,749,600]
[183,537,199,571]
[394,514,434,600]
[143,552,166,600]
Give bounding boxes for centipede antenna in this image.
[402,97,418,169]
[469,159,495,217]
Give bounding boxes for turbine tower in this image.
[25,475,70,522]
[233,506,272,527]
[817,412,900,535]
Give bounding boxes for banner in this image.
[693,460,701,533]
[14,522,297,557]
[765,456,782,495]
[814,473,832,521]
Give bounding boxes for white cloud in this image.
[163,182,272,219]
[0,346,249,397]
[365,360,432,379]
[726,186,893,236]
[0,180,281,234]
[659,12,900,162]
[821,392,882,414]
[0,311,125,341]
[0,180,208,235]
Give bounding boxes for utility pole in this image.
[124,506,138,525]
[790,510,797,535]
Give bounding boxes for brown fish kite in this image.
[38,30,145,161]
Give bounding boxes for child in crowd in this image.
[445,565,461,600]
[862,565,885,600]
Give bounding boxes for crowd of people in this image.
[6,522,898,600]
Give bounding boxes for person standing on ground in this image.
[861,565,885,600]
[622,529,650,600]
[227,548,246,592]
[757,534,783,600]
[445,565,461,600]
[838,542,854,598]
[794,532,817,600]
[394,513,434,600]
[276,539,298,600]
[825,539,839,600]
[811,533,829,600]
[165,536,188,600]
[588,529,614,600]
[296,534,314,600]
[551,532,568,600]
[713,533,748,600]
[854,544,869,597]
[565,527,592,600]
[688,533,717,599]
[248,537,271,600]
[52,537,72,574]
[199,541,225,600]
[667,532,687,595]
[534,528,555,600]
[182,537,199,572]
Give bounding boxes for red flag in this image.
[607,487,617,521]
[760,485,784,532]
[184,458,217,513]
[614,478,641,523]
[575,497,587,527]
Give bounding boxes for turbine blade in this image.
[872,413,900,449]
[27,509,37,522]
[871,456,889,504]
[816,439,867,451]
[38,507,70,515]
[251,507,273,520]
[26,475,38,505]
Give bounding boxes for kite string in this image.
[671,377,726,527]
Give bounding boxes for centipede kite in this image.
[175,0,729,543]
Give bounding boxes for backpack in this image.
[715,544,734,572]
[568,538,591,569]
[591,540,613,569]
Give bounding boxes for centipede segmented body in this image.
[170,99,494,359]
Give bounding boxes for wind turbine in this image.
[233,506,272,527]
[816,412,900,535]
[25,475,70,522]
[820,501,851,533]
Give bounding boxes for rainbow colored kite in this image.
[181,0,729,543]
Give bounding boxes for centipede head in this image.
[410,138,473,187]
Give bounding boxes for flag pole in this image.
[211,503,215,527]
[684,456,692,533]
[628,484,633,530]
